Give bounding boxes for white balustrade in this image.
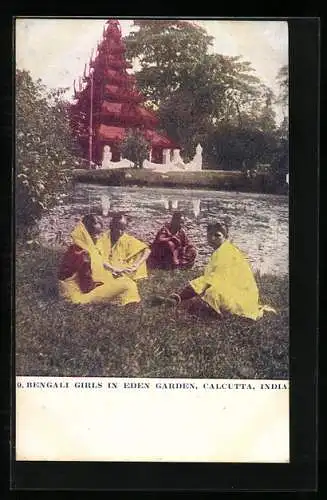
[101,145,134,169]
[143,144,203,173]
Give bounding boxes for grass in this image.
[72,168,287,195]
[15,244,289,379]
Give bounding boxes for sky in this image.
[15,18,288,122]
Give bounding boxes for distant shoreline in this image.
[72,168,288,195]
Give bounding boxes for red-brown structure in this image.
[70,19,178,166]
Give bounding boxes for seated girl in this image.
[58,214,140,306]
[148,211,197,270]
[102,213,151,281]
[152,221,276,321]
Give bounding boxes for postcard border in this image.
[7,15,319,491]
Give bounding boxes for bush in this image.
[16,69,78,237]
[120,129,151,168]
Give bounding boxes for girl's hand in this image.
[112,267,125,274]
[104,262,124,275]
[124,265,137,274]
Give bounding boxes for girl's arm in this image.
[125,248,151,273]
[103,262,125,275]
[156,227,173,243]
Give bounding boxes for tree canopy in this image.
[124,20,281,167]
[126,20,214,105]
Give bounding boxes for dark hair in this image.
[207,221,229,238]
[82,213,102,230]
[171,211,184,221]
[110,212,127,229]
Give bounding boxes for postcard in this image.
[14,17,290,465]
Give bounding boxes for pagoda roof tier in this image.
[98,124,126,142]
[105,68,129,85]
[103,38,126,54]
[106,55,133,70]
[135,106,159,126]
[101,101,158,126]
[107,62,133,70]
[105,66,136,85]
[105,69,137,86]
[144,129,179,149]
[101,102,140,123]
[98,124,178,150]
[104,84,144,103]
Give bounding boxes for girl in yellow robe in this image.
[58,214,140,306]
[153,221,276,321]
[101,213,151,282]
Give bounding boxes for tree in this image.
[278,115,289,140]
[125,21,277,164]
[271,67,289,184]
[16,69,78,237]
[120,129,151,168]
[269,115,288,184]
[206,122,279,171]
[125,20,214,106]
[276,64,288,110]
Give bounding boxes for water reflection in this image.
[100,194,110,216]
[160,198,179,211]
[192,199,201,218]
[38,185,289,277]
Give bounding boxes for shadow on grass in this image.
[15,244,289,379]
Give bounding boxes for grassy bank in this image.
[16,244,289,379]
[72,168,288,195]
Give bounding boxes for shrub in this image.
[120,129,151,168]
[16,69,78,237]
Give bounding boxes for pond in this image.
[38,184,289,277]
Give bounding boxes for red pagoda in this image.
[70,19,178,167]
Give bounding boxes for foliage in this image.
[16,69,78,236]
[276,64,288,109]
[126,20,214,105]
[120,128,151,168]
[16,244,289,378]
[206,122,279,171]
[125,21,281,171]
[278,115,289,141]
[270,132,288,183]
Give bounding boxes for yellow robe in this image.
[100,231,149,281]
[190,240,276,320]
[58,222,140,306]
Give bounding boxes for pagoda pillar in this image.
[163,149,171,164]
